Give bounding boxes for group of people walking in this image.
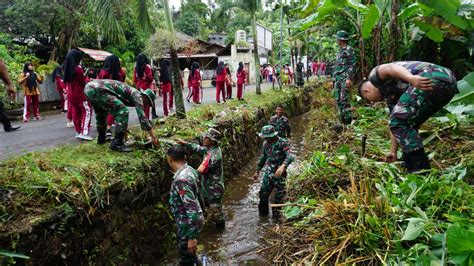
[167,104,293,265]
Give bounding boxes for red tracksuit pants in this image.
[23,95,40,121]
[216,81,226,103]
[70,100,92,135]
[237,83,244,100]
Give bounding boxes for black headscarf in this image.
[216,61,225,75]
[160,59,171,83]
[136,53,149,78]
[103,54,121,80]
[237,62,244,73]
[51,66,63,82]
[64,49,83,83]
[23,62,37,91]
[189,62,200,81]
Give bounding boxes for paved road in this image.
[0,83,273,160]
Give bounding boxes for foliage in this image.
[265,77,474,264]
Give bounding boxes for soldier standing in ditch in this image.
[333,30,356,127]
[177,128,225,229]
[254,125,294,220]
[167,145,205,265]
[268,105,291,139]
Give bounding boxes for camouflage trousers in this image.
[333,77,352,125]
[202,178,225,223]
[85,87,129,134]
[177,220,204,265]
[390,78,457,153]
[259,166,287,206]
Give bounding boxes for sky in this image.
[169,0,182,9]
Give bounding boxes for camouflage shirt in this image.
[368,61,457,111]
[257,137,294,172]
[187,144,224,190]
[269,115,291,139]
[169,163,204,239]
[85,80,152,131]
[333,46,356,80]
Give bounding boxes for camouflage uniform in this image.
[84,79,153,134]
[368,61,458,153]
[333,31,356,125]
[186,143,225,224]
[169,163,205,265]
[268,115,291,139]
[257,127,294,216]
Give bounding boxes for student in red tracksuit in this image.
[236,62,247,101]
[215,61,227,103]
[18,63,44,122]
[133,53,154,118]
[63,49,92,141]
[52,66,66,113]
[98,54,126,139]
[189,62,201,104]
[160,59,173,116]
[224,63,233,100]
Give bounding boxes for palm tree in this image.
[162,0,186,118]
[219,0,262,94]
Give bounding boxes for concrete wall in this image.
[218,45,266,83]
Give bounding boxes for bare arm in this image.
[0,60,16,99]
[377,63,433,90]
[386,131,399,162]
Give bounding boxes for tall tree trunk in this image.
[388,0,399,61]
[164,0,186,118]
[279,0,284,68]
[306,30,309,81]
[251,12,261,94]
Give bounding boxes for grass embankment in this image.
[0,86,306,237]
[265,78,474,265]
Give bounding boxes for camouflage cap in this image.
[336,30,350,41]
[259,125,278,139]
[203,128,221,142]
[141,89,156,107]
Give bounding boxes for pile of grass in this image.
[0,87,306,235]
[264,81,474,264]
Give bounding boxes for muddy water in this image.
[196,114,310,264]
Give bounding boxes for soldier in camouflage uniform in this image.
[333,30,356,126]
[177,128,225,229]
[254,125,294,219]
[358,61,458,172]
[167,145,205,266]
[269,105,291,139]
[84,79,159,152]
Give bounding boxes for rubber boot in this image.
[272,207,281,221]
[110,132,132,152]
[402,149,431,173]
[215,220,226,229]
[97,127,107,145]
[258,201,269,216]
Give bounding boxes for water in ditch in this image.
[183,113,311,264]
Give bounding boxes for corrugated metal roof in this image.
[78,47,112,61]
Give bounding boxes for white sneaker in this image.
[75,133,80,138]
[67,122,74,128]
[77,134,93,141]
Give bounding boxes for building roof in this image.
[78,47,112,61]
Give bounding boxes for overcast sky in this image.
[169,0,182,9]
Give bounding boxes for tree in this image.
[227,0,263,94]
[162,0,186,118]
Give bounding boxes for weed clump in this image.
[264,78,474,264]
